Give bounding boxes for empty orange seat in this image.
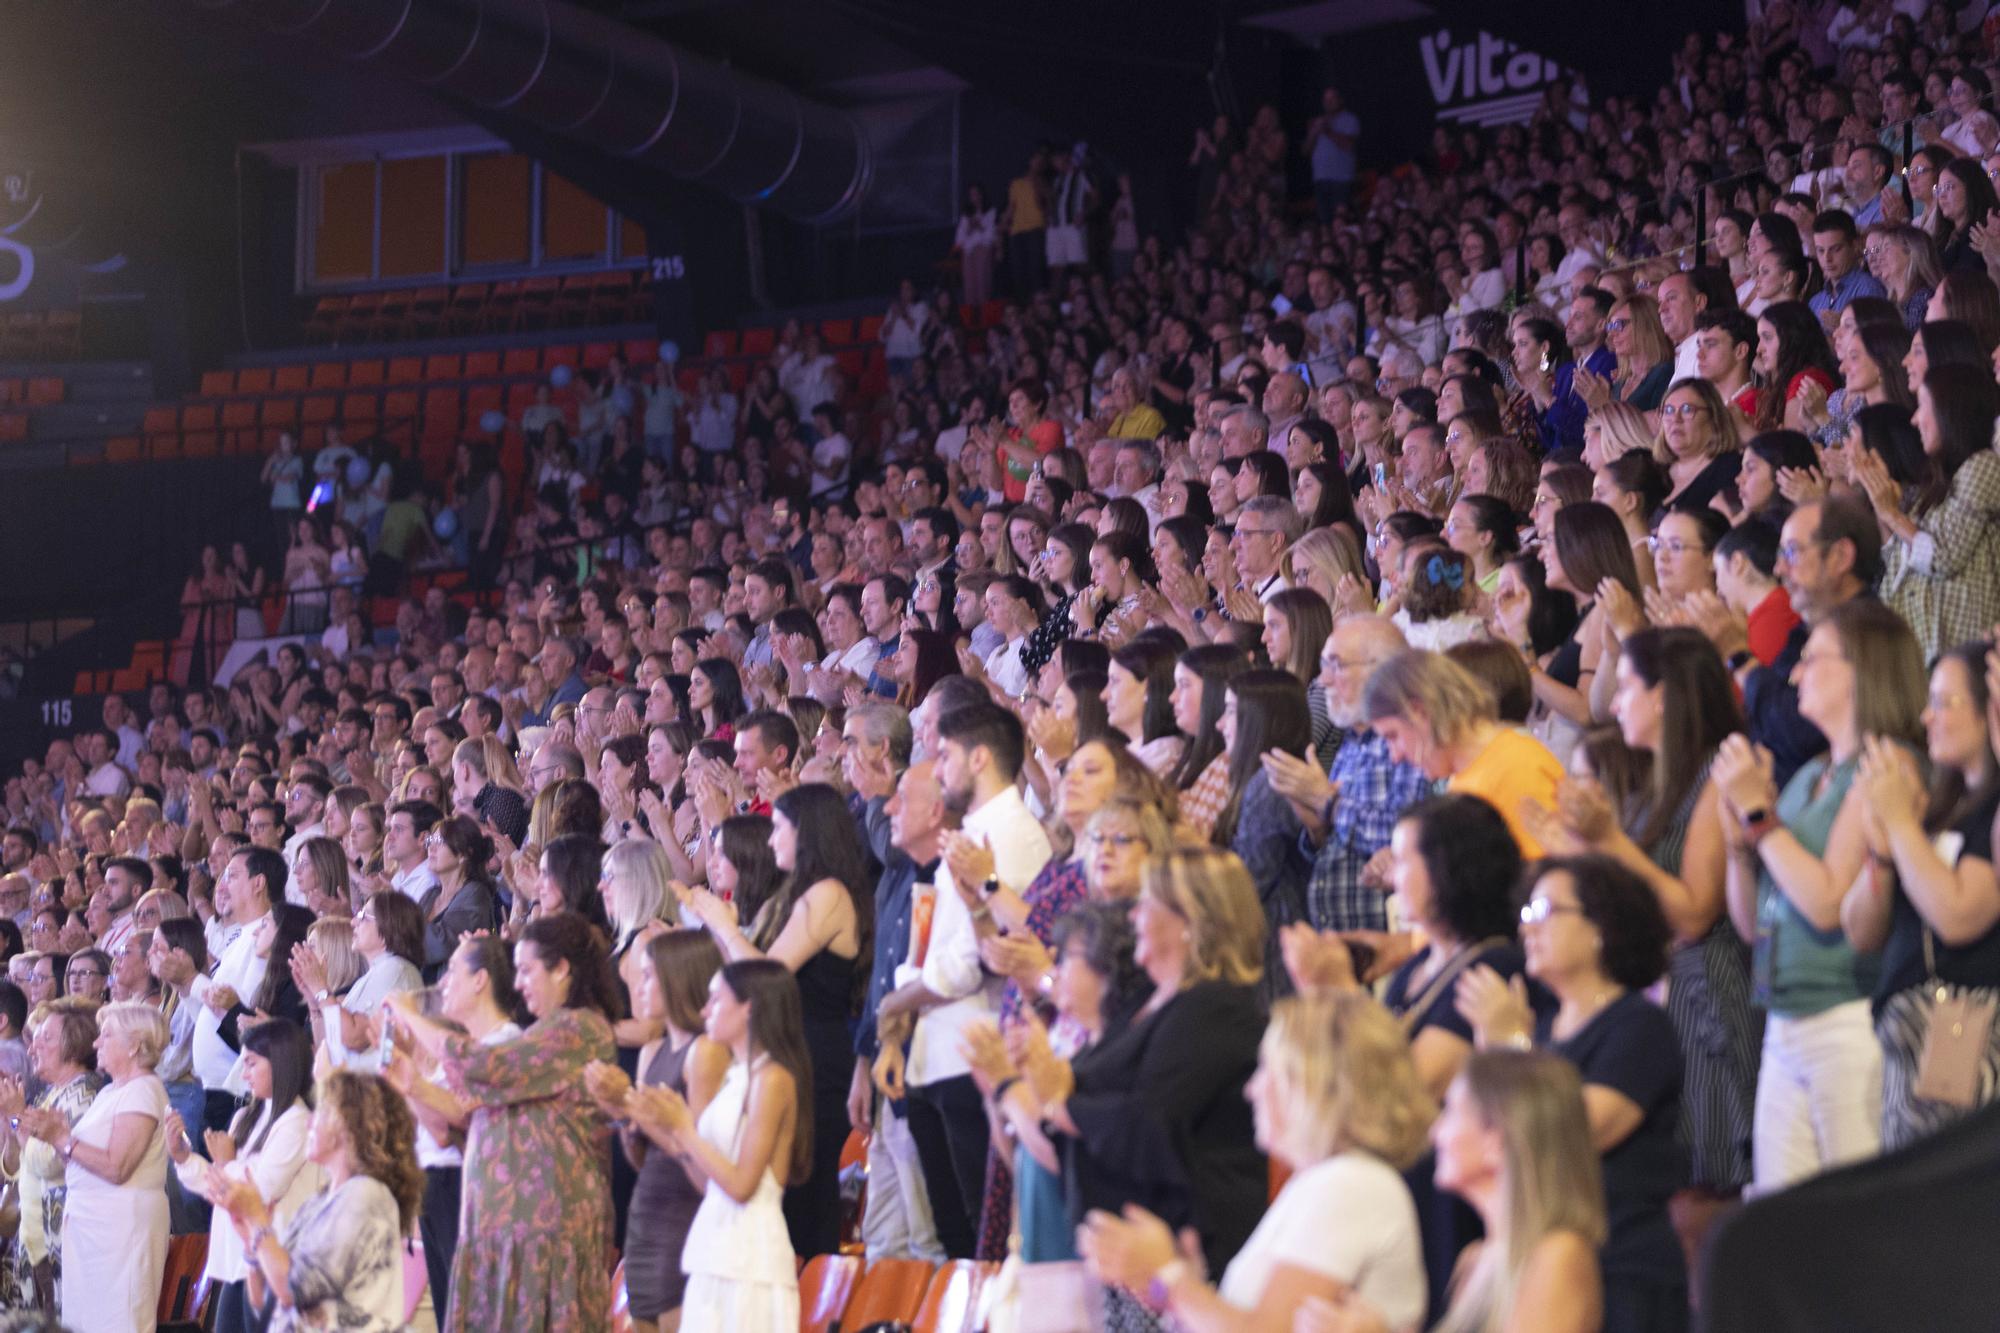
[348,359,385,387]
[310,362,348,390]
[274,364,310,392]
[236,367,273,395]
[582,341,617,369]
[142,406,178,435]
[384,389,420,422]
[25,376,64,406]
[913,1260,986,1333]
[301,395,337,425]
[464,350,501,379]
[387,356,424,385]
[623,338,660,365]
[844,1259,937,1329]
[542,345,580,371]
[798,1254,862,1333]
[424,354,462,381]
[199,370,234,397]
[821,318,855,346]
[182,403,218,430]
[741,327,776,357]
[342,392,379,423]
[103,434,141,461]
[503,348,540,377]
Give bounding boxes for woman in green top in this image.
[1713,599,1926,1194]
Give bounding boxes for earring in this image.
[1539,349,1553,374]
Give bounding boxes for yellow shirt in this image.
[1007,175,1045,233]
[1449,727,1564,858]
[1107,405,1166,440]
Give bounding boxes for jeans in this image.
[1313,178,1352,221]
[1752,998,1882,1194]
[862,1097,944,1263]
[420,1166,461,1328]
[164,1079,211,1234]
[904,1074,989,1259]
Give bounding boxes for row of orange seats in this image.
[0,375,65,407]
[301,270,653,346]
[799,1254,998,1333]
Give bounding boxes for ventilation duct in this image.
[189,0,871,222]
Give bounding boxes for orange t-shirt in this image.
[1449,727,1565,858]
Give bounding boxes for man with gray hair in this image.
[1260,614,1432,934]
[1219,405,1270,459]
[1232,495,1303,604]
[1262,371,1309,448]
[1111,438,1162,518]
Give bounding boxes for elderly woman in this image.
[0,1001,103,1312]
[24,1000,172,1333]
[210,1070,425,1333]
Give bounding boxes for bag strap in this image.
[1397,937,1509,1034]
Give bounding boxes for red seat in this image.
[582,341,617,370]
[465,385,504,418]
[104,434,143,462]
[741,327,776,357]
[141,406,178,436]
[424,353,462,381]
[24,376,64,406]
[387,355,424,385]
[502,347,541,377]
[236,367,273,395]
[821,318,856,346]
[542,345,580,372]
[181,403,218,431]
[302,295,347,344]
[273,364,310,392]
[198,370,234,398]
[342,391,380,425]
[622,338,660,365]
[335,291,382,342]
[220,400,257,453]
[301,394,338,426]
[447,281,490,335]
[798,1254,862,1333]
[858,314,884,343]
[309,361,348,390]
[384,389,421,423]
[464,349,501,379]
[703,330,738,359]
[348,359,385,388]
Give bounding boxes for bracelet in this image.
[991,1075,1022,1104]
[1148,1259,1192,1310]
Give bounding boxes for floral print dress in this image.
[7,1071,105,1314]
[440,1005,616,1333]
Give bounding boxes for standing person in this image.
[0,1003,104,1314]
[262,432,306,565]
[193,846,284,1132]
[167,1019,321,1333]
[584,929,730,1333]
[953,185,999,309]
[1002,148,1049,296]
[683,782,870,1260]
[1715,599,1925,1192]
[900,704,1051,1258]
[1305,86,1360,220]
[207,1070,425,1333]
[27,1001,172,1333]
[627,959,812,1333]
[386,913,620,1333]
[1044,147,1094,284]
[382,935,526,1331]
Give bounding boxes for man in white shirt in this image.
[933,391,988,466]
[81,730,130,800]
[101,696,145,772]
[98,856,150,958]
[189,845,282,1127]
[279,774,332,888]
[780,333,840,415]
[382,801,442,901]
[901,704,1051,1257]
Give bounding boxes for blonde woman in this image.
[1577,294,1675,413]
[603,838,681,1047]
[1288,526,1373,618]
[1080,993,1432,1331]
[1295,1051,1606,1333]
[1580,401,1656,472]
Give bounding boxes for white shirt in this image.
[191,912,272,1092]
[1672,332,1700,384]
[416,1022,522,1168]
[173,1101,323,1283]
[84,761,130,799]
[391,859,440,901]
[1218,1153,1426,1329]
[822,637,883,680]
[324,953,425,1073]
[811,432,852,497]
[906,786,1051,1086]
[983,637,1030,699]
[935,423,972,465]
[281,823,327,898]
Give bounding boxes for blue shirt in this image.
[1808,266,1886,318]
[1304,729,1435,933]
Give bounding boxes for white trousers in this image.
[1752,998,1883,1194]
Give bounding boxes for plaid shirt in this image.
[1183,753,1232,844]
[1305,728,1435,932]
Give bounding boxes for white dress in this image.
[678,1059,798,1333]
[61,1074,170,1333]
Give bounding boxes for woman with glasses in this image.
[1578,294,1675,413]
[62,950,108,1004]
[1714,599,1926,1192]
[1459,855,1685,1333]
[1928,157,1999,274]
[1655,379,1744,513]
[1865,224,1943,330]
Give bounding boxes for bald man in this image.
[1261,615,1433,934]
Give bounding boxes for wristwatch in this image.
[1727,648,1757,674]
[1741,807,1777,844]
[981,874,1001,899]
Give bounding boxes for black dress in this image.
[1058,979,1266,1277]
[624,1036,705,1322]
[1544,991,1689,1333]
[781,945,858,1260]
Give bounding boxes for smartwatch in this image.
[982,874,1001,899]
[1727,648,1757,674]
[1741,807,1777,844]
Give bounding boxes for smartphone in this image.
[377,1014,397,1068]
[1372,463,1386,488]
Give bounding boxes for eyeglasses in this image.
[1605,318,1631,332]
[1660,402,1710,419]
[1648,536,1703,556]
[66,968,104,981]
[1776,539,1818,564]
[1084,832,1146,850]
[1520,898,1585,926]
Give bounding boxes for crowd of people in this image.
[11,3,2000,1331]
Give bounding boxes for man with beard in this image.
[899,704,1050,1258]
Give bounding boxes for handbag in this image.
[1912,924,1998,1109]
